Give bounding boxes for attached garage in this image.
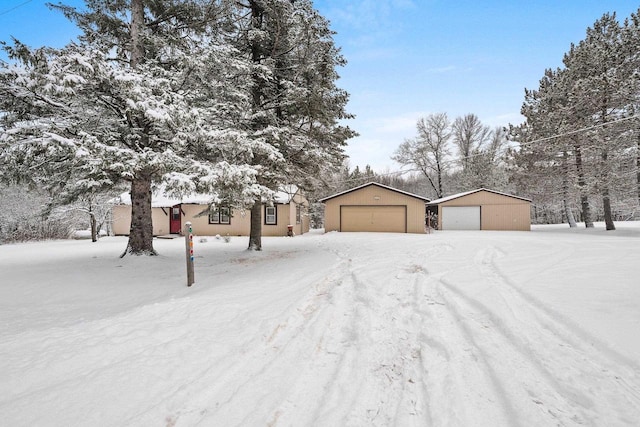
[429,188,531,231]
[320,182,430,234]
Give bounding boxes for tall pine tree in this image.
[1,1,263,255]
[234,0,355,250]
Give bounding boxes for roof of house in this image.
[273,185,300,204]
[114,185,301,207]
[319,182,430,203]
[427,188,531,205]
[113,191,211,208]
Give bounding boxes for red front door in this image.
[170,205,182,234]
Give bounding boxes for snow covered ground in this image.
[1,224,639,426]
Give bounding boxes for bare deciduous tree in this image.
[393,113,452,198]
[451,113,491,171]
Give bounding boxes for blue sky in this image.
[2,0,640,171]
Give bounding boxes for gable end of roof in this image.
[319,182,430,203]
[427,188,531,205]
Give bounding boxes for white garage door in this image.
[441,206,480,230]
[341,206,406,233]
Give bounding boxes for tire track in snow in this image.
[112,249,353,426]
[248,257,379,426]
[318,240,505,426]
[406,270,526,427]
[435,278,585,426]
[476,244,640,403]
[167,247,400,426]
[480,244,640,372]
[183,265,353,426]
[307,269,382,426]
[299,240,461,426]
[431,245,640,426]
[305,245,414,426]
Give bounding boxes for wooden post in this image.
[184,222,195,287]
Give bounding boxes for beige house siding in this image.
[263,203,308,236]
[323,184,427,234]
[112,205,172,236]
[290,191,310,236]
[184,204,249,236]
[112,201,309,237]
[434,190,531,231]
[112,205,130,235]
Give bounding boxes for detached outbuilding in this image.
[428,188,531,231]
[320,182,430,233]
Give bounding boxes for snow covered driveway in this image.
[1,226,639,426]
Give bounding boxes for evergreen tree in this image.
[564,13,627,230]
[234,0,355,250]
[514,67,590,227]
[621,10,640,207]
[513,10,640,226]
[1,1,265,255]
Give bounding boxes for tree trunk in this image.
[90,208,97,242]
[573,141,594,228]
[435,158,444,199]
[120,0,156,256]
[561,151,577,228]
[246,1,266,251]
[420,165,440,200]
[637,130,640,208]
[602,188,616,230]
[130,0,144,68]
[248,198,262,251]
[562,199,577,228]
[123,176,156,256]
[601,149,615,231]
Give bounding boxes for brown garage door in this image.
[340,205,406,232]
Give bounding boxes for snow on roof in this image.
[272,185,299,204]
[428,188,531,205]
[113,185,300,207]
[114,191,213,208]
[319,182,430,203]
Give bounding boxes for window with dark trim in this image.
[209,207,231,225]
[265,206,277,225]
[171,207,181,220]
[296,205,301,224]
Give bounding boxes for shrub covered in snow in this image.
[0,186,80,243]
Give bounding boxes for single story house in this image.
[320,182,430,233]
[427,188,531,231]
[112,186,310,237]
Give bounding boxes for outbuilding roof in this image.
[319,182,430,203]
[428,188,531,205]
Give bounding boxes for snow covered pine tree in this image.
[1,1,262,255]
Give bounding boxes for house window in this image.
[171,207,181,220]
[265,206,277,225]
[296,205,301,224]
[220,207,230,224]
[209,207,231,225]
